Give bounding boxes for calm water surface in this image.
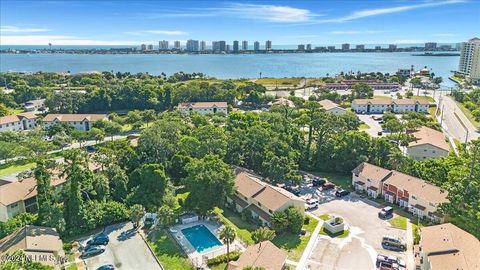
[0,52,459,87]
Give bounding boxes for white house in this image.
[318,99,346,115]
[177,102,228,115]
[0,112,37,132]
[24,99,46,112]
[43,114,108,131]
[406,126,450,160]
[351,98,429,114]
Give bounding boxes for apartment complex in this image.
[43,114,108,131]
[352,162,448,222]
[415,223,480,270]
[406,126,450,160]
[0,112,37,132]
[186,40,199,52]
[159,40,169,50]
[0,225,65,269]
[265,40,272,50]
[318,99,346,115]
[458,37,480,84]
[227,241,287,270]
[324,80,401,91]
[177,102,228,115]
[351,98,429,114]
[227,171,304,227]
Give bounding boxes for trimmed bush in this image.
[207,251,241,266]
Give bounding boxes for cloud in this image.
[394,39,427,44]
[432,33,456,37]
[328,30,386,35]
[0,35,143,45]
[316,0,466,23]
[125,30,188,36]
[0,25,50,33]
[214,3,318,22]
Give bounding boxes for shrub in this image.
[207,251,241,266]
[304,216,310,225]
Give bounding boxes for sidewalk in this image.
[295,212,323,270]
[406,220,414,270]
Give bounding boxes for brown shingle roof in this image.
[0,175,66,206]
[227,241,287,270]
[353,98,429,106]
[0,225,64,255]
[420,223,480,269]
[408,126,450,151]
[0,112,37,125]
[352,162,392,182]
[43,114,108,122]
[177,102,228,109]
[319,99,344,111]
[384,171,448,204]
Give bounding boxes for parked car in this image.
[377,131,383,136]
[97,264,115,270]
[285,186,300,196]
[376,254,406,269]
[322,182,336,190]
[335,189,350,197]
[87,233,109,246]
[305,198,319,210]
[82,245,106,257]
[85,145,96,152]
[382,235,406,251]
[378,206,394,219]
[312,178,326,187]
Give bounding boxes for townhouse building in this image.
[318,99,346,115]
[406,126,450,160]
[177,102,228,115]
[43,114,108,131]
[227,241,287,270]
[352,162,448,222]
[227,171,304,227]
[0,112,37,132]
[351,98,429,114]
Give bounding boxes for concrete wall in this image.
[406,144,449,160]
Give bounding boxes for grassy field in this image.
[272,217,319,261]
[147,230,194,270]
[210,263,227,270]
[0,161,36,177]
[318,213,331,221]
[388,216,407,230]
[359,123,370,130]
[214,207,256,245]
[456,101,480,130]
[255,77,304,88]
[412,95,435,102]
[308,171,352,191]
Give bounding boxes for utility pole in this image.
[464,130,469,144]
[440,105,445,126]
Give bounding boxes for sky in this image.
[0,0,479,46]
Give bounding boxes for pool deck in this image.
[169,220,244,268]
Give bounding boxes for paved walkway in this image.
[406,220,414,270]
[296,212,323,270]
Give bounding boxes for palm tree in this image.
[251,227,276,244]
[219,225,236,262]
[129,204,145,229]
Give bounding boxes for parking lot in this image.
[81,222,162,270]
[303,190,407,270]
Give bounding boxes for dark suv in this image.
[378,206,394,219]
[87,234,109,246]
[335,189,350,197]
[312,178,326,187]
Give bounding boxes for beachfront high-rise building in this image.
[233,40,239,52]
[212,41,219,51]
[186,40,199,52]
[306,44,312,51]
[425,42,437,51]
[389,44,397,51]
[356,44,365,51]
[265,40,272,50]
[242,41,248,51]
[219,41,226,52]
[159,40,169,50]
[458,37,480,84]
[254,41,260,51]
[226,44,230,52]
[375,46,382,50]
[297,44,305,51]
[147,44,154,51]
[174,40,181,49]
[140,44,147,51]
[328,46,335,51]
[342,43,350,51]
[200,41,206,51]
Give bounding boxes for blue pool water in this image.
[181,225,223,253]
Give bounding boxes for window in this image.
[429,202,435,207]
[10,202,18,209]
[411,195,417,200]
[367,179,371,182]
[258,202,261,207]
[268,210,273,214]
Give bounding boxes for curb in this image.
[139,230,165,270]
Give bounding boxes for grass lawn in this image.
[319,226,350,238]
[255,77,304,87]
[147,229,194,270]
[359,123,370,130]
[388,216,407,230]
[456,101,480,130]
[412,95,435,102]
[412,222,424,245]
[214,207,257,245]
[428,106,437,119]
[210,263,227,270]
[272,218,319,261]
[318,213,331,221]
[308,171,352,191]
[8,108,25,115]
[372,96,391,99]
[0,161,36,177]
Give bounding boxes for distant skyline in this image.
[0,0,479,46]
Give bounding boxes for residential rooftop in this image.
[227,240,287,270]
[0,112,37,125]
[43,113,108,122]
[408,126,450,151]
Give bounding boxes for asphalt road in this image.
[82,222,162,270]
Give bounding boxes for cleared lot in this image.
[306,192,407,270]
[82,222,162,270]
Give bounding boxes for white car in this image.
[305,198,319,210]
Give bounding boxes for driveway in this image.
[82,222,162,270]
[357,114,384,138]
[305,192,407,270]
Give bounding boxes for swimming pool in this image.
[181,225,223,253]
